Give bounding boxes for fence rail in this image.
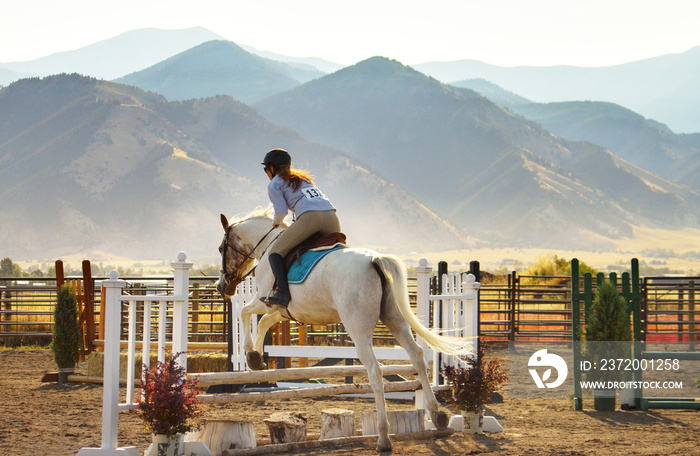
[2,269,698,350]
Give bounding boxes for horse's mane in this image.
[231,205,289,227]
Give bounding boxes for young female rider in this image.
[261,149,341,308]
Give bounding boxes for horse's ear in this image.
[220,214,229,231]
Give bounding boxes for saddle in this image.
[284,232,347,269]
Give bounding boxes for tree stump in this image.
[361,410,425,436]
[186,419,256,455]
[264,412,307,444]
[320,408,355,439]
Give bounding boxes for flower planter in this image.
[57,367,74,384]
[146,434,184,456]
[593,388,616,411]
[461,410,484,434]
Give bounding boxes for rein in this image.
[221,225,281,289]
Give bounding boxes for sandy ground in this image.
[1,348,698,456]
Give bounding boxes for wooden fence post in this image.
[82,260,96,356]
[55,260,65,290]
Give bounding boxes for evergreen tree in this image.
[52,284,81,375]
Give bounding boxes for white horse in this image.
[216,207,471,452]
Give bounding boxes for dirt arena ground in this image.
[1,348,698,456]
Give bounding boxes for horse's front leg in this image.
[254,311,283,354]
[239,296,270,370]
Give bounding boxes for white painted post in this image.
[463,274,480,354]
[414,258,433,413]
[102,270,125,450]
[77,270,139,456]
[171,251,193,369]
[415,258,432,364]
[229,276,258,371]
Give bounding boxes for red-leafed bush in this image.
[441,340,508,413]
[134,353,204,436]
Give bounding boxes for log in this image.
[193,364,418,386]
[360,409,425,436]
[186,420,256,455]
[199,380,444,404]
[222,428,454,456]
[264,412,307,444]
[319,408,355,440]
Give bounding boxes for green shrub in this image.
[51,284,81,370]
[585,280,631,342]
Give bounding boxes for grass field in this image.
[415,226,700,275]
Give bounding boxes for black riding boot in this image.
[264,253,291,308]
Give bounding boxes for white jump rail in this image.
[77,252,193,456]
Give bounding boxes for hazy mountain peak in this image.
[0,27,226,82]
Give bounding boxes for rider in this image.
[261,148,340,309]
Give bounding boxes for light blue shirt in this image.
[267,175,335,224]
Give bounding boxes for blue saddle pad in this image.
[288,245,345,284]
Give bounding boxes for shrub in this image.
[585,280,631,342]
[135,354,204,436]
[51,284,81,370]
[441,340,508,413]
[524,254,597,278]
[584,280,632,384]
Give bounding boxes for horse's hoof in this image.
[246,351,266,370]
[376,437,392,452]
[434,411,448,430]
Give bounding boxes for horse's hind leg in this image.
[381,308,448,430]
[352,339,392,452]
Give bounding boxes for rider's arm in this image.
[267,179,288,227]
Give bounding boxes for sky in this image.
[1,0,700,67]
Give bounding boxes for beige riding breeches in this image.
[269,210,341,258]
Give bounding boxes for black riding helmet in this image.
[262,149,292,171]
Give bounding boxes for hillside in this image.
[507,101,700,191]
[415,47,700,133]
[255,57,700,248]
[116,41,323,103]
[0,74,465,260]
[451,78,531,107]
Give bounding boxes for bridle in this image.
[220,224,279,291]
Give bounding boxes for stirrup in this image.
[262,291,290,309]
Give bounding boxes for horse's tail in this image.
[372,255,473,358]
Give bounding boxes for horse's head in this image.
[216,214,257,298]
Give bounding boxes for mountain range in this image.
[415,47,700,133]
[115,41,324,103]
[253,57,700,247]
[3,28,700,260]
[0,74,465,259]
[449,79,700,192]
[0,27,225,85]
[3,27,700,134]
